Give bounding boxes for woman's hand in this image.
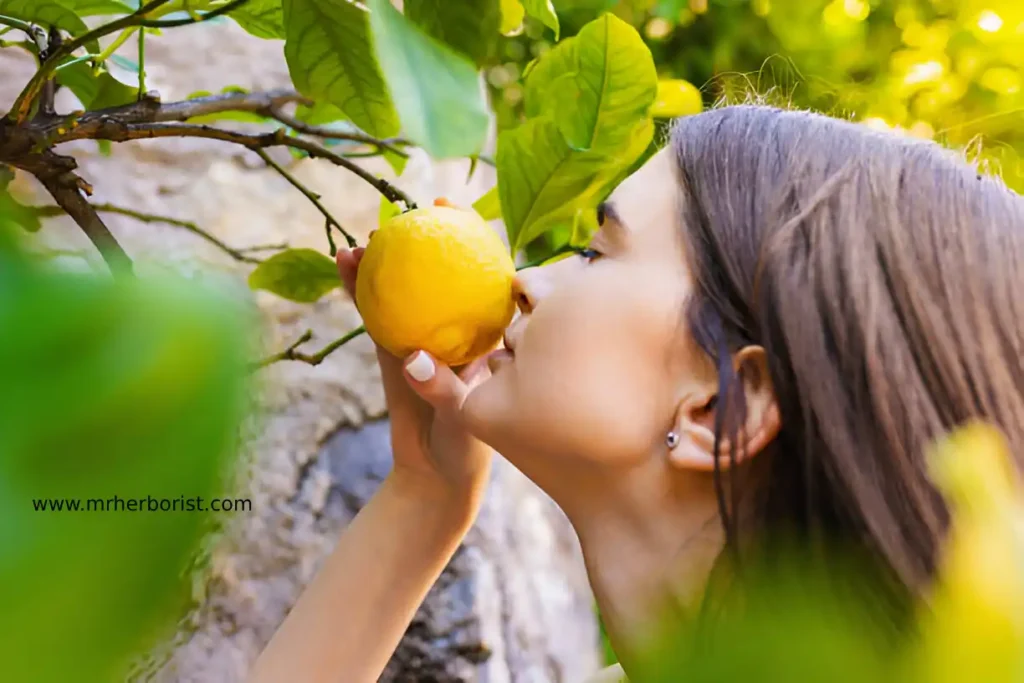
[336,199,494,507]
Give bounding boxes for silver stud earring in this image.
[666,431,680,449]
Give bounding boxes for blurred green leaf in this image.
[108,54,139,73]
[522,0,560,39]
[405,0,502,66]
[368,0,489,159]
[0,0,99,52]
[247,247,342,303]
[283,0,400,139]
[229,0,284,39]
[379,196,401,226]
[472,186,502,220]
[382,147,409,175]
[500,0,525,34]
[0,235,255,683]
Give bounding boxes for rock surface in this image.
[1,19,599,683]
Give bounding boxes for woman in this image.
[248,105,1024,682]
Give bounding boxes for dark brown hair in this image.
[669,104,1024,603]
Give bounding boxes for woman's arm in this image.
[247,471,482,683]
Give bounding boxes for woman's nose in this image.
[511,270,538,314]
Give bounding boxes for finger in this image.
[402,350,472,420]
[336,247,364,298]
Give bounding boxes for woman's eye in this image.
[576,247,603,263]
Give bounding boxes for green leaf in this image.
[472,186,501,220]
[530,13,656,151]
[294,100,348,126]
[56,0,133,15]
[497,13,656,249]
[229,0,284,39]
[0,250,254,683]
[368,0,489,159]
[0,1,99,52]
[500,0,525,34]
[379,196,401,226]
[499,114,653,250]
[522,0,559,38]
[56,62,138,109]
[247,248,341,303]
[0,188,42,233]
[96,139,112,156]
[382,147,409,175]
[283,0,400,139]
[404,0,501,66]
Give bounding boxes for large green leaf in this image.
[522,0,559,38]
[247,248,342,303]
[528,13,656,151]
[368,0,489,159]
[56,0,133,15]
[472,186,502,220]
[404,0,502,66]
[497,13,656,249]
[56,62,138,109]
[0,238,254,683]
[283,0,399,139]
[229,0,284,39]
[0,1,99,52]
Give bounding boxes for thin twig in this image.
[268,107,410,159]
[0,14,36,35]
[35,203,265,264]
[237,241,289,253]
[253,147,354,253]
[36,173,134,277]
[252,326,367,369]
[53,122,418,210]
[136,0,251,27]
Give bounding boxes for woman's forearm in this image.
[248,471,482,683]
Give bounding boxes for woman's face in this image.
[464,148,717,473]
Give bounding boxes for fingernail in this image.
[406,351,435,382]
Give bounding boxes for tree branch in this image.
[252,148,354,254]
[267,107,410,159]
[36,172,134,277]
[136,0,251,28]
[53,122,418,210]
[252,326,367,370]
[36,203,270,264]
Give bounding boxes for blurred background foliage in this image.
[488,0,1024,193]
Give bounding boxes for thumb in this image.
[402,350,473,419]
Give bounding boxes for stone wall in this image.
[1,19,599,683]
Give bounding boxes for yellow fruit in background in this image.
[356,205,516,367]
[650,79,703,118]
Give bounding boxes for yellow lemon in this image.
[650,79,703,119]
[356,205,516,367]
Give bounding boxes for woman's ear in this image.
[667,345,781,472]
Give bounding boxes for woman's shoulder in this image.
[582,663,629,683]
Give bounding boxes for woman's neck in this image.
[550,463,725,673]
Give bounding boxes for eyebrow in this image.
[596,200,629,243]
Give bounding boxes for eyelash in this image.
[574,246,603,263]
